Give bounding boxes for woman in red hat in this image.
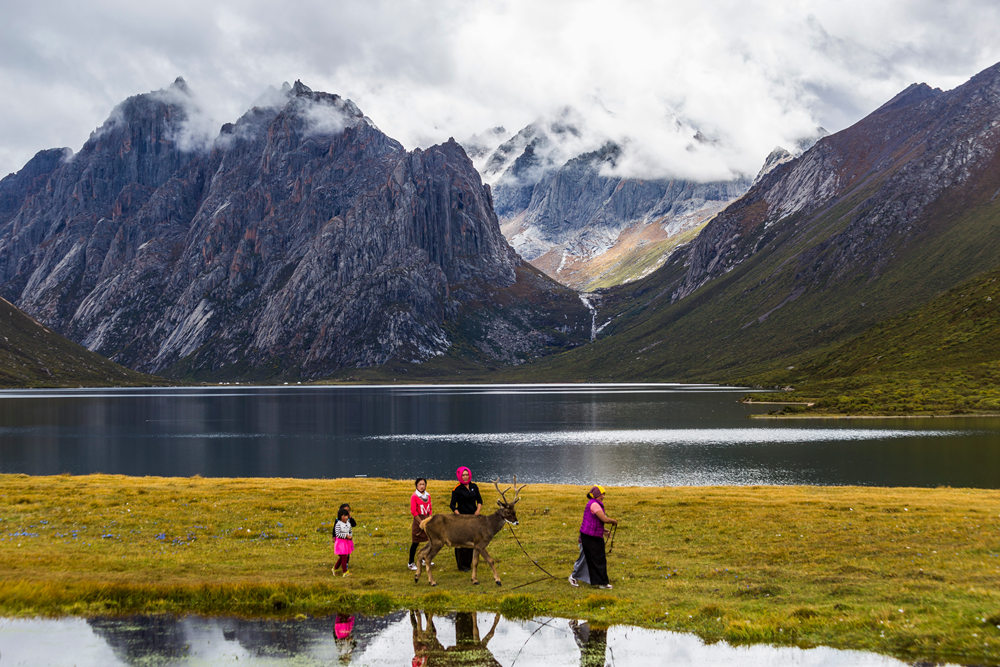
[449,466,482,572]
[578,485,617,589]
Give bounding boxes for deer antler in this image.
[493,478,511,504]
[511,475,527,504]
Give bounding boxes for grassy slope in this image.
[1,475,998,665]
[741,265,1000,415]
[582,223,707,291]
[0,297,159,388]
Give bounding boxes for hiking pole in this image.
[606,523,618,554]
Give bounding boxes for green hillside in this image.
[0,297,159,388]
[741,266,1000,415]
[495,153,1000,404]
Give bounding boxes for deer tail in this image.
[419,516,433,531]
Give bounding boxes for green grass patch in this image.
[1,475,999,664]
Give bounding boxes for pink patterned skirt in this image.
[334,537,354,555]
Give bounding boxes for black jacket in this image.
[449,483,483,515]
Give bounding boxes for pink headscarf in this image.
[456,466,472,484]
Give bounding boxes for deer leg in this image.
[423,542,444,586]
[475,544,502,586]
[414,543,430,583]
[470,549,479,584]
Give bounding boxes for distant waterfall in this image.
[578,293,609,341]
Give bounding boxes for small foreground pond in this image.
[0,612,959,666]
[1,384,999,487]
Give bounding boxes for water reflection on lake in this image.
[0,384,998,487]
[0,611,947,666]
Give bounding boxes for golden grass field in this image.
[1,474,998,664]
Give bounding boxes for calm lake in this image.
[0,611,945,666]
[1,383,998,487]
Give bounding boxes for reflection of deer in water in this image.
[415,477,525,586]
[410,610,502,666]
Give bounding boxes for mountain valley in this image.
[1,62,999,413]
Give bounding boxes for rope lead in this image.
[504,523,558,589]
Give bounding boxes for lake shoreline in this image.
[749,410,1000,419]
[1,474,998,665]
[741,398,1000,419]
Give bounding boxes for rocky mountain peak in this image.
[751,128,829,186]
[964,59,1000,86]
[280,81,367,131]
[0,79,589,379]
[0,147,69,221]
[873,82,942,114]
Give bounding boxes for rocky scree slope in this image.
[0,79,589,380]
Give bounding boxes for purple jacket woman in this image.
[578,485,617,588]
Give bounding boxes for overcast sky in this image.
[2,0,999,180]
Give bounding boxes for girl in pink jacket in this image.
[408,477,432,570]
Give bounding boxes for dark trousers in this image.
[580,533,609,586]
[455,547,473,570]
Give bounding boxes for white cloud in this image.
[297,96,361,138]
[1,0,999,179]
[147,82,220,153]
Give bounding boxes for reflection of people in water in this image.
[569,619,608,667]
[410,610,435,667]
[333,614,356,665]
[410,610,501,666]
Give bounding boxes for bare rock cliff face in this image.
[0,80,588,379]
[482,132,749,290]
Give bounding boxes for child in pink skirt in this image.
[332,507,354,576]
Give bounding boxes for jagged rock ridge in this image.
[0,79,590,379]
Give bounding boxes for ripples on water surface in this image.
[0,384,997,487]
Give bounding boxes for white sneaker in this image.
[408,563,418,571]
[568,576,579,587]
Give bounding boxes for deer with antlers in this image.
[414,476,526,586]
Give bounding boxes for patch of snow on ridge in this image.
[557,250,571,274]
